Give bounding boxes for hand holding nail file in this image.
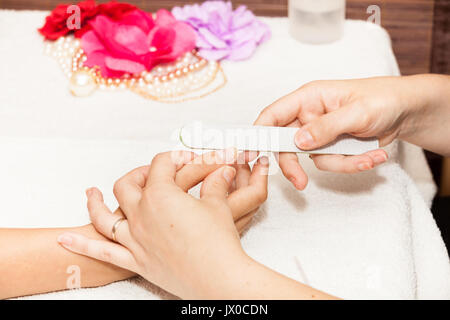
[180,122,379,155]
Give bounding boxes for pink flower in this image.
[81,9,196,77]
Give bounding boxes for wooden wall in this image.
[0,0,447,75]
[347,0,434,75]
[431,0,449,75]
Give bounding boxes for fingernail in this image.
[224,147,237,163]
[240,151,258,164]
[373,154,387,165]
[216,147,236,164]
[295,129,314,148]
[237,150,256,165]
[223,166,236,183]
[357,162,372,171]
[57,234,73,246]
[85,188,93,197]
[259,156,269,166]
[289,177,297,187]
[171,150,186,166]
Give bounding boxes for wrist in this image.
[398,74,448,140]
[186,248,254,299]
[194,252,336,300]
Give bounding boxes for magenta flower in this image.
[81,9,196,77]
[172,1,270,61]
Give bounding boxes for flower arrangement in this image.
[39,1,270,101]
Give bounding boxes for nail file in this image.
[179,122,379,155]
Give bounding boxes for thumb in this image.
[295,105,364,150]
[200,166,236,200]
[86,187,108,215]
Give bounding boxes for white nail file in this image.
[179,122,379,155]
[180,122,379,155]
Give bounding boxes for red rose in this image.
[75,1,137,38]
[38,0,97,40]
[38,1,137,40]
[97,2,137,20]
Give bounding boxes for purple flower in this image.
[172,1,271,61]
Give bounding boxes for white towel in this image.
[3,138,448,300]
[0,10,449,299]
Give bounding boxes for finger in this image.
[57,232,137,273]
[146,151,195,187]
[236,210,257,234]
[254,89,303,126]
[234,163,251,189]
[86,188,133,247]
[365,149,389,166]
[227,163,251,199]
[278,152,308,190]
[228,157,269,220]
[295,104,367,150]
[175,148,237,192]
[113,165,149,214]
[236,151,258,165]
[200,166,236,201]
[310,149,388,173]
[276,120,308,190]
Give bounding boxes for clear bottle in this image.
[289,0,346,44]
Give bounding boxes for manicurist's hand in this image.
[254,74,450,189]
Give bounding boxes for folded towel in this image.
[1,137,448,300]
[0,10,448,299]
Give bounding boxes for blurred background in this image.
[0,0,448,249]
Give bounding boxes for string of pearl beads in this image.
[44,35,222,100]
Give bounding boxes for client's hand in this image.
[103,149,267,234]
[57,150,269,299]
[254,75,449,189]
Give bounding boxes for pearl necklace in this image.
[44,36,226,102]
